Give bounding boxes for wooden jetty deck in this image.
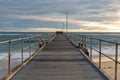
[11,34,107,80]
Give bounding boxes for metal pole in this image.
[63,22,65,32]
[39,34,41,48]
[82,36,84,50]
[84,36,86,49]
[73,35,74,44]
[80,35,82,45]
[29,37,31,57]
[75,35,78,46]
[90,38,92,61]
[21,38,24,64]
[36,36,38,49]
[66,13,68,33]
[77,35,79,46]
[115,44,118,80]
[39,34,41,41]
[99,40,102,69]
[8,40,11,75]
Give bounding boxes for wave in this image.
[0,51,34,61]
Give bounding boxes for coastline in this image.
[92,55,120,62]
[92,56,120,80]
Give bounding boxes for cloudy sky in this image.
[0,0,120,32]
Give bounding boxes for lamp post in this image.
[65,13,68,33]
[63,22,65,32]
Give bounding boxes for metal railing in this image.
[67,34,120,80]
[0,33,55,80]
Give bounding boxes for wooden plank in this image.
[11,34,106,80]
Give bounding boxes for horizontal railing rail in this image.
[0,33,55,80]
[0,35,40,60]
[67,34,120,80]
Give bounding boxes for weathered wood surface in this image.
[11,34,105,80]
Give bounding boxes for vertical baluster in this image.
[8,40,11,75]
[90,38,92,61]
[29,37,31,57]
[115,44,118,80]
[76,35,77,46]
[21,38,24,64]
[82,35,84,50]
[83,36,85,50]
[79,35,81,48]
[78,35,79,46]
[84,36,86,49]
[39,34,41,43]
[99,40,102,69]
[35,35,38,49]
[72,35,73,44]
[39,34,41,48]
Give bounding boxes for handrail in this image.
[0,41,37,61]
[77,35,120,45]
[0,34,41,44]
[85,36,120,63]
[67,34,120,80]
[0,33,55,80]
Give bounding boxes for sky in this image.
[0,0,120,32]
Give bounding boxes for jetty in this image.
[3,32,109,80]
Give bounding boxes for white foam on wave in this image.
[87,46,120,56]
[0,51,34,61]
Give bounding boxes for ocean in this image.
[0,32,53,60]
[0,32,120,59]
[68,32,120,56]
[0,32,120,79]
[0,32,55,79]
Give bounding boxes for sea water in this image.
[70,32,120,57]
[0,32,120,79]
[0,32,52,60]
[0,32,120,58]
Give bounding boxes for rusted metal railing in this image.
[0,33,55,80]
[67,34,120,80]
[0,35,40,80]
[81,35,119,80]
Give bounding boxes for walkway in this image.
[11,34,106,80]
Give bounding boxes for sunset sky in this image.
[0,0,120,32]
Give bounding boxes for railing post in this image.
[81,35,84,51]
[45,33,47,42]
[39,34,42,47]
[84,36,86,49]
[75,35,77,46]
[82,35,84,50]
[99,40,102,69]
[90,38,92,61]
[39,34,41,42]
[8,40,11,75]
[79,35,82,49]
[29,37,31,57]
[21,38,24,64]
[115,44,118,80]
[36,36,38,49]
[78,35,79,46]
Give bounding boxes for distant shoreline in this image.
[0,32,120,33]
[93,55,120,62]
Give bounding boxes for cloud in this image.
[0,0,120,32]
[0,28,59,32]
[6,14,120,31]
